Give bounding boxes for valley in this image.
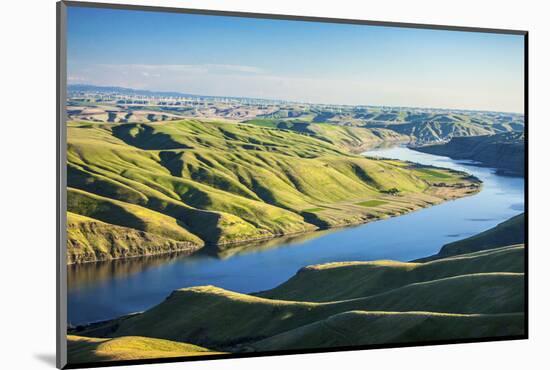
[65,85,525,365]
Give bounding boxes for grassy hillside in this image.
[251,311,523,351]
[418,213,525,261]
[67,335,219,364]
[414,132,525,176]
[67,119,480,263]
[257,244,524,302]
[70,244,524,353]
[243,119,408,151]
[67,212,202,264]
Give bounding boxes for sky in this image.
[67,6,525,113]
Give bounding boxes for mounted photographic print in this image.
[56,1,528,368]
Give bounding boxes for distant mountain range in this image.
[68,84,289,103]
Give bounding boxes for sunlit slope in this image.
[67,212,202,264]
[243,119,408,151]
[257,244,524,302]
[243,111,524,145]
[71,245,523,350]
[67,120,479,262]
[67,335,220,364]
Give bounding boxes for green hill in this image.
[418,213,524,261]
[257,244,524,302]
[67,119,480,263]
[71,245,524,352]
[67,212,202,264]
[251,311,523,352]
[414,132,524,176]
[243,119,408,152]
[67,335,219,364]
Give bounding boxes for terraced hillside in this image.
[67,119,480,263]
[414,132,525,176]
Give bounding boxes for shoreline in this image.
[66,163,483,267]
[67,178,504,335]
[67,172,481,266]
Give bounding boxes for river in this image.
[67,146,525,325]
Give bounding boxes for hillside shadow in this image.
[112,123,192,150]
[159,151,184,177]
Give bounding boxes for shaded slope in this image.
[414,132,525,176]
[257,245,524,302]
[418,213,524,262]
[369,120,495,144]
[77,271,522,349]
[69,243,524,355]
[251,311,524,352]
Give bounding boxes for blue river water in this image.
[67,146,524,325]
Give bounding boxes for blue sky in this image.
[67,6,525,112]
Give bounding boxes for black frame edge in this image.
[523,31,529,339]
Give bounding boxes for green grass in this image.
[73,245,524,351]
[67,212,202,264]
[356,200,388,208]
[67,119,479,262]
[243,118,284,129]
[258,245,524,302]
[251,311,524,352]
[414,168,453,180]
[67,335,219,364]
[94,272,522,349]
[302,207,326,213]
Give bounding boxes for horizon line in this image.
[67,83,524,116]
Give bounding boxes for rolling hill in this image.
[251,311,523,351]
[68,210,525,362]
[243,116,522,148]
[257,244,524,302]
[67,119,480,263]
[68,85,524,145]
[70,245,524,354]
